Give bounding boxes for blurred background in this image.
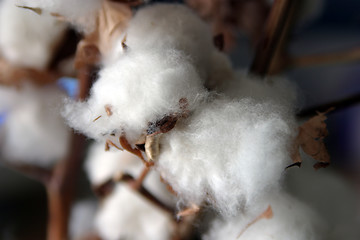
[0,0,360,239]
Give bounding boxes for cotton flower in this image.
[0,84,70,167]
[95,184,175,240]
[0,0,67,69]
[203,191,328,240]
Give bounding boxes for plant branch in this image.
[46,65,96,240]
[297,93,360,118]
[250,0,298,77]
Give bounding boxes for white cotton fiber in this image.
[203,191,328,240]
[108,3,214,79]
[69,200,97,240]
[85,141,176,206]
[63,50,208,143]
[156,96,296,217]
[95,184,175,240]
[15,0,101,33]
[0,0,67,69]
[0,84,70,167]
[286,159,360,240]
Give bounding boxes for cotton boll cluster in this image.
[157,96,296,216]
[85,142,176,240]
[0,84,70,167]
[85,141,176,206]
[95,184,175,240]
[203,191,328,240]
[64,3,298,218]
[64,49,208,143]
[0,0,67,70]
[69,200,98,240]
[286,159,360,240]
[15,0,101,33]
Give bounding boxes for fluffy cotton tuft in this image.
[0,0,67,69]
[85,141,176,206]
[69,200,97,240]
[95,184,175,240]
[203,191,328,240]
[108,4,214,78]
[63,50,208,143]
[15,0,101,33]
[157,97,296,217]
[0,84,70,167]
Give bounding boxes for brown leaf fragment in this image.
[147,116,178,135]
[177,204,200,218]
[237,205,273,238]
[292,109,333,169]
[16,5,42,15]
[105,139,123,151]
[119,135,151,166]
[105,104,113,116]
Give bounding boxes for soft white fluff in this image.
[0,0,67,69]
[15,0,100,33]
[203,191,328,240]
[69,200,97,240]
[286,160,360,240]
[64,50,208,143]
[0,84,70,167]
[95,184,174,240]
[85,141,176,206]
[64,3,297,217]
[108,4,213,79]
[157,97,296,216]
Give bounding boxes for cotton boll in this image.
[203,191,328,240]
[69,200,98,240]
[286,160,360,240]
[1,84,70,167]
[85,141,176,207]
[0,0,67,69]
[95,184,175,240]
[63,50,208,143]
[85,141,144,186]
[15,0,101,33]
[108,3,214,79]
[156,97,296,217]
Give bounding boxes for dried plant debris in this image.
[292,108,333,169]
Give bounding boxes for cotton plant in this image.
[0,0,71,167]
[62,3,298,219]
[84,142,178,240]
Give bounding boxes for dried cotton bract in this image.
[0,84,70,167]
[0,0,67,69]
[203,192,328,240]
[95,184,175,240]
